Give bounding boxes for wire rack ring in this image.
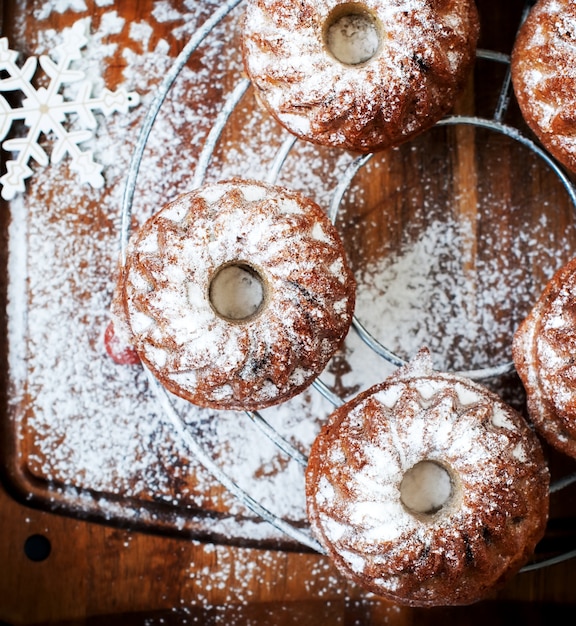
[119,0,576,570]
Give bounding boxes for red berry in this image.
[104,320,140,365]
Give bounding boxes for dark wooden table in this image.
[2,0,576,623]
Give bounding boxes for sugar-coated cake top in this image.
[306,350,549,606]
[122,179,356,410]
[242,0,479,151]
[512,0,576,172]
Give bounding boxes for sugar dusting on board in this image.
[4,0,576,614]
[6,0,345,556]
[354,212,574,373]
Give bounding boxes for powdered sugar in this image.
[513,256,576,458]
[3,0,575,594]
[33,0,88,20]
[8,0,326,542]
[349,143,576,383]
[242,0,478,151]
[122,179,355,409]
[512,0,576,172]
[306,352,549,605]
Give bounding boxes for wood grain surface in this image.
[2,0,576,623]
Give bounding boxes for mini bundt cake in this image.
[513,256,576,459]
[511,0,576,173]
[306,349,549,606]
[241,0,480,152]
[116,178,356,411]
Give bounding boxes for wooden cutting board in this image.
[1,0,576,622]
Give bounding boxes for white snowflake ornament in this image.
[0,20,140,200]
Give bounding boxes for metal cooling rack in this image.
[120,0,576,570]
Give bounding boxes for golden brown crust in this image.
[306,350,549,606]
[513,257,576,459]
[241,0,479,153]
[118,178,356,411]
[511,0,576,173]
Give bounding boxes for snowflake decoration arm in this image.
[0,20,140,200]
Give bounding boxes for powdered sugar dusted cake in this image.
[241,0,479,152]
[513,256,576,459]
[117,178,356,411]
[511,0,576,173]
[305,349,549,606]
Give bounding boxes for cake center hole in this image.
[400,460,453,516]
[326,6,380,65]
[209,263,265,322]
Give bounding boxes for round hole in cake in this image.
[209,262,266,322]
[324,4,381,66]
[400,460,454,516]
